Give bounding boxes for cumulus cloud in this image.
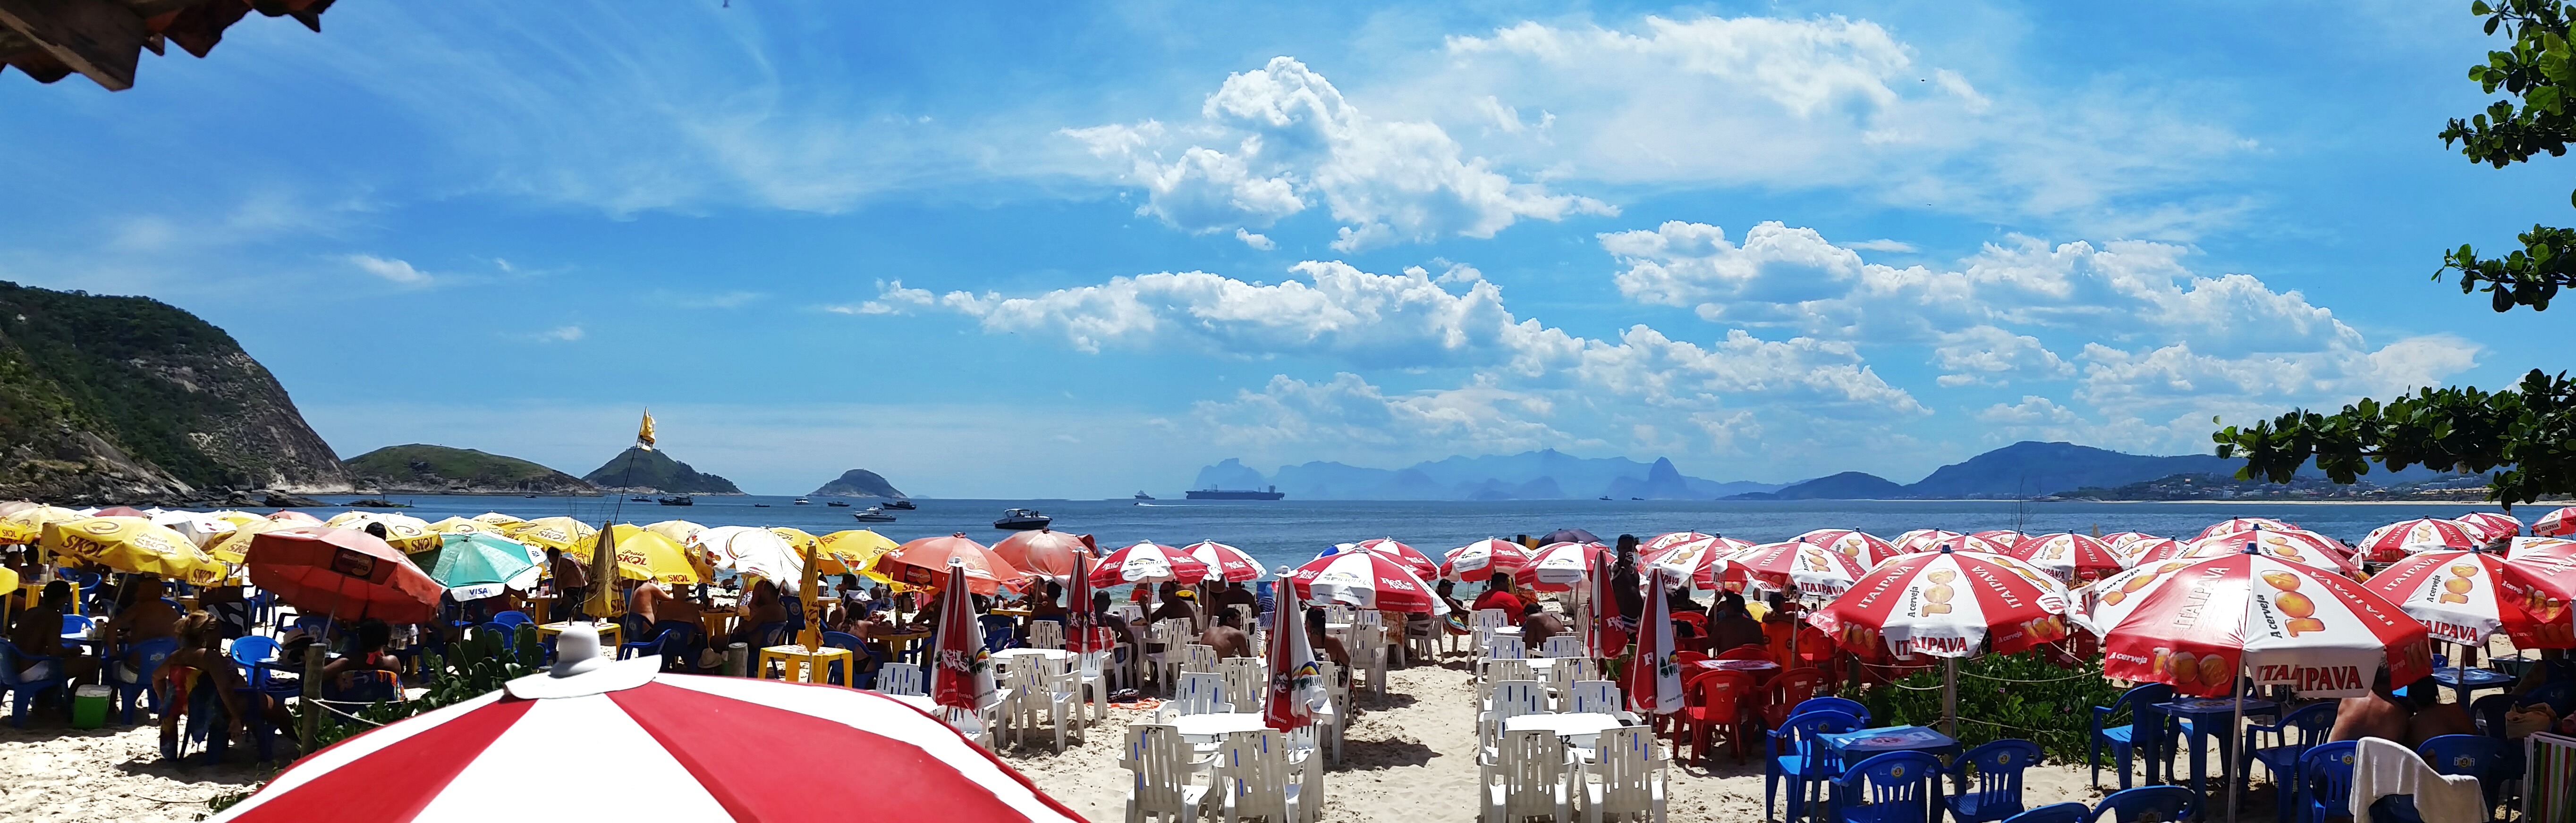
[1234,228,1277,250]
[1063,57,1614,251]
[1932,326,2074,387]
[827,279,937,316]
[347,254,434,286]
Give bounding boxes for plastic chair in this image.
[878,662,925,696]
[491,610,533,627]
[60,614,93,638]
[106,637,179,724]
[2242,701,2335,822]
[2091,785,2192,823]
[1675,669,1758,765]
[1028,620,1064,650]
[2295,741,2358,823]
[1482,728,1575,823]
[1999,803,2090,823]
[1829,750,1940,823]
[1218,729,1319,823]
[980,614,1018,652]
[2468,693,2525,810]
[0,639,66,727]
[1768,708,1860,823]
[1570,680,1625,715]
[618,625,698,672]
[1585,725,1667,823]
[1481,680,1547,750]
[1120,723,1216,823]
[2088,683,2175,790]
[1718,644,1775,661]
[2416,734,2502,817]
[1943,739,2039,823]
[323,669,399,704]
[1791,696,1871,725]
[1170,671,1232,716]
[818,630,873,687]
[1766,668,1827,727]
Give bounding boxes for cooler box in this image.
[70,685,112,729]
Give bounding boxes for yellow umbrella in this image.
[613,530,703,585]
[205,519,294,564]
[645,520,704,545]
[472,512,528,527]
[769,527,853,575]
[0,520,35,546]
[507,516,596,552]
[206,510,262,527]
[3,505,86,529]
[815,529,900,583]
[41,517,222,586]
[425,516,505,537]
[327,512,440,553]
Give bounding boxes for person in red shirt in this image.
[1471,572,1523,626]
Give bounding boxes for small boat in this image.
[658,496,693,506]
[993,508,1052,530]
[882,499,917,510]
[852,506,898,522]
[1598,495,1611,501]
[793,497,811,505]
[628,495,652,502]
[825,501,851,507]
[524,494,539,498]
[754,504,771,508]
[1134,490,1155,501]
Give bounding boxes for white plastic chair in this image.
[1221,657,1267,713]
[1482,728,1574,823]
[1029,620,1065,650]
[878,662,926,697]
[1122,723,1216,823]
[1005,663,1082,753]
[1545,657,1594,710]
[1169,671,1233,717]
[1479,658,1534,707]
[1215,730,1319,823]
[1488,637,1527,660]
[1076,651,1111,723]
[1404,613,1441,665]
[1471,608,1511,657]
[1481,679,1547,751]
[1182,643,1223,675]
[1147,619,1193,693]
[1314,660,1347,765]
[1584,725,1666,823]
[1568,680,1623,716]
[1541,635,1584,659]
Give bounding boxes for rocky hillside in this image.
[812,469,906,498]
[0,281,351,503]
[346,444,597,495]
[581,447,742,494]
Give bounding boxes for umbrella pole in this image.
[1942,656,1957,738]
[2228,662,2245,823]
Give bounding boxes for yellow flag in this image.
[636,409,656,451]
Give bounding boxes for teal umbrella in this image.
[429,532,544,600]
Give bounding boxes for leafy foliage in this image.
[299,625,545,750]
[1857,652,2126,764]
[2439,0,2576,311]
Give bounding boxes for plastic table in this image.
[757,644,853,683]
[1815,725,1959,767]
[1169,712,1271,742]
[2153,697,2277,801]
[1502,712,1635,749]
[2429,668,2516,705]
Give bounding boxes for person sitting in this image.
[8,581,98,685]
[729,579,790,647]
[1089,591,1138,648]
[1705,590,1766,654]
[1519,602,1567,650]
[2404,676,2478,747]
[321,619,405,701]
[1198,606,1253,660]
[628,578,675,625]
[1305,607,1350,677]
[159,611,287,756]
[2329,667,2412,744]
[1216,581,1259,614]
[1668,585,1702,613]
[1472,572,1524,626]
[1433,579,1466,616]
[1146,581,1196,625]
[1030,580,1069,624]
[112,577,180,680]
[2511,648,2575,700]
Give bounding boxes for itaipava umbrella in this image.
[880,534,1021,595]
[2456,512,2523,542]
[1643,535,1752,592]
[1808,546,2070,662]
[994,529,1089,580]
[2101,532,2158,551]
[1288,550,1439,613]
[1088,541,1207,588]
[2535,508,2576,538]
[1796,529,1899,569]
[1183,540,1261,584]
[2197,517,2295,540]
[426,533,545,601]
[2358,518,2481,562]
[2008,532,2123,583]
[2111,537,2180,569]
[42,517,225,585]
[1517,541,1609,591]
[2175,528,2359,575]
[206,628,1079,823]
[1728,540,1868,599]
[1891,529,1963,554]
[2363,546,2573,651]
[1443,538,1530,580]
[1643,531,1713,552]
[245,528,443,624]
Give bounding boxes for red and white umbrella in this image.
[1643,531,1714,552]
[1588,549,1620,658]
[1263,567,1331,732]
[1807,547,2070,660]
[1933,532,2018,555]
[1971,529,2025,546]
[2101,531,2159,551]
[1891,529,1963,554]
[2363,547,2573,650]
[932,558,995,720]
[1442,537,1530,579]
[2175,529,2360,576]
[1644,535,1753,591]
[1088,541,1209,588]
[1517,541,1609,591]
[2535,508,2576,538]
[1795,529,1899,568]
[2197,517,2295,540]
[208,629,1077,823]
[2502,538,2576,648]
[1064,555,1112,653]
[1182,540,1262,583]
[2009,533,2123,583]
[2088,550,2433,697]
[1288,550,1438,613]
[1353,537,1439,580]
[2113,537,2182,569]
[1627,567,1684,716]
[878,533,1025,595]
[2357,518,2482,562]
[1729,540,1867,600]
[2456,512,2523,542]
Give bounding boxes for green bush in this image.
[1856,651,2126,764]
[297,625,545,750]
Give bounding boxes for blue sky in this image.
[4,0,2569,497]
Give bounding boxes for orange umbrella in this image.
[992,529,1088,579]
[873,533,1025,595]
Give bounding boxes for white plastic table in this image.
[1502,712,1628,748]
[991,647,1073,662]
[1170,712,1272,742]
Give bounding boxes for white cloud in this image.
[535,325,584,343]
[1932,326,2074,387]
[347,254,433,286]
[1063,57,1615,250]
[1194,373,1568,453]
[1976,396,2082,427]
[1843,239,1916,253]
[1234,228,1277,250]
[829,279,937,316]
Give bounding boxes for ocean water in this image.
[307,494,2540,573]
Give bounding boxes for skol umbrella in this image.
[1796,529,1899,569]
[507,516,597,553]
[2456,512,2523,542]
[2008,533,2123,583]
[1443,537,1531,580]
[931,560,995,728]
[994,529,1089,580]
[328,512,439,553]
[612,529,703,586]
[880,534,1022,595]
[1089,541,1207,588]
[1627,567,1684,716]
[1891,529,1964,554]
[471,512,528,527]
[2535,507,2576,538]
[1354,537,1439,580]
[816,529,900,583]
[0,520,33,546]
[644,520,705,546]
[1517,541,1609,591]
[2197,517,2295,540]
[205,629,1081,823]
[1184,540,1262,584]
[427,532,545,601]
[266,510,323,525]
[1288,550,1439,613]
[2358,518,2481,562]
[424,517,505,537]
[245,528,442,624]
[1264,565,1331,732]
[42,517,224,585]
[206,519,294,564]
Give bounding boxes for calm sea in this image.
[305,494,2538,572]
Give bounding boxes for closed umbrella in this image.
[1183,540,1262,584]
[1627,568,1684,716]
[1264,565,1331,732]
[426,532,545,601]
[1065,554,1108,653]
[1088,541,1207,589]
[930,559,994,731]
[1796,529,1899,568]
[1443,538,1531,580]
[995,529,1089,580]
[1288,551,1440,613]
[245,528,442,624]
[205,633,1082,823]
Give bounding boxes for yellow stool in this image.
[758,644,854,684]
[536,621,621,650]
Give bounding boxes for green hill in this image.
[811,469,906,498]
[346,444,596,495]
[0,281,351,502]
[581,447,742,495]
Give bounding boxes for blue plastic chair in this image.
[2295,741,2358,823]
[1791,696,1871,724]
[2089,683,2175,790]
[2526,682,2575,714]
[2417,734,2502,816]
[1944,739,2040,823]
[749,621,791,649]
[60,614,94,637]
[0,639,67,727]
[821,630,873,687]
[492,610,534,628]
[2090,785,2192,823]
[979,614,1017,651]
[1768,708,1860,823]
[618,625,697,671]
[2242,701,2336,822]
[106,637,179,724]
[2000,803,2091,823]
[478,622,519,652]
[1829,750,1940,823]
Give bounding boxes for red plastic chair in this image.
[1762,667,1825,727]
[1716,644,1774,661]
[1674,669,1758,765]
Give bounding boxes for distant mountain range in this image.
[1723,441,2465,500]
[346,444,596,495]
[1192,450,1786,500]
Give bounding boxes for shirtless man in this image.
[1305,607,1350,673]
[2403,676,2479,747]
[1520,602,1568,650]
[1198,607,1253,659]
[628,579,674,624]
[2328,668,2412,744]
[113,578,181,679]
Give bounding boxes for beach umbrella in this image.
[2502,538,2576,648]
[2100,531,2158,551]
[2364,546,2573,651]
[1933,532,2018,555]
[1088,541,1207,588]
[245,528,442,624]
[93,505,147,518]
[2112,537,2183,569]
[1264,565,1331,732]
[1726,540,1868,599]
[816,530,901,583]
[0,501,32,516]
[611,530,702,586]
[2197,517,2295,540]
[204,630,1082,823]
[2358,518,2483,562]
[930,560,995,722]
[1644,535,1752,592]
[696,526,804,590]
[1287,550,1439,613]
[1971,529,2025,546]
[471,512,527,527]
[153,511,236,547]
[42,517,226,585]
[1627,567,1685,716]
[1517,541,1610,591]
[1540,527,1601,546]
[327,512,439,553]
[644,520,704,545]
[205,519,294,564]
[1643,531,1714,552]
[1808,547,2071,737]
[2536,507,2576,538]
[3,504,85,529]
[879,534,1021,596]
[2008,533,2123,583]
[1183,540,1262,584]
[2176,529,2360,575]
[1795,529,1900,568]
[506,516,596,553]
[266,510,322,525]
[994,529,1089,580]
[1891,529,1963,554]
[206,511,262,527]
[1354,537,1440,580]
[2457,512,2523,542]
[426,532,545,600]
[0,520,33,546]
[424,517,505,537]
[1443,538,1531,580]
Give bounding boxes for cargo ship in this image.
[1184,486,1286,501]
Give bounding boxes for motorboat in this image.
[993,508,1052,530]
[852,506,898,523]
[882,499,917,510]
[658,496,693,506]
[628,495,652,502]
[793,497,811,505]
[1134,490,1155,501]
[825,501,851,507]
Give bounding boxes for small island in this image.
[811,468,907,499]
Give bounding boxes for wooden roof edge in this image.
[0,0,334,92]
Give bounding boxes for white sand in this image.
[0,724,268,823]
